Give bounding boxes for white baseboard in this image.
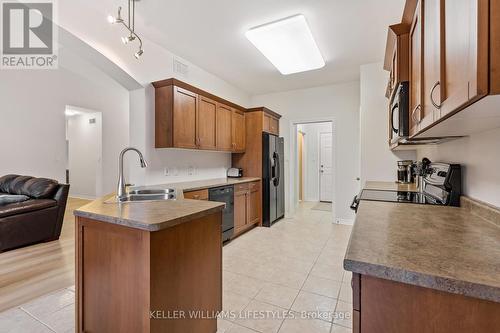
[335,218,354,225]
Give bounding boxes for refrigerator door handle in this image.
[273,152,280,186]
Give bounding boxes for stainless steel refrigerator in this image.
[262,133,285,227]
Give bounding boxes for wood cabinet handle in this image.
[430,81,441,109]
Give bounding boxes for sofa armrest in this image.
[52,184,70,239]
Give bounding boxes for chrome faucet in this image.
[117,147,148,201]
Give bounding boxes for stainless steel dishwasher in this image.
[208,186,234,242]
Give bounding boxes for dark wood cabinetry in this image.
[351,273,500,333]
[232,109,246,152]
[152,78,246,152]
[233,181,261,236]
[409,1,423,136]
[173,87,198,149]
[385,0,499,145]
[216,103,233,151]
[197,96,217,150]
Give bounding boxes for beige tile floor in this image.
[0,202,353,333]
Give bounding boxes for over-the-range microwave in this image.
[390,81,410,143]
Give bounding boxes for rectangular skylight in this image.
[245,14,325,75]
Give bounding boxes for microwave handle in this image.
[390,103,399,134]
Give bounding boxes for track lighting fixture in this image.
[108,0,144,59]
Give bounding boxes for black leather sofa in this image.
[0,175,69,252]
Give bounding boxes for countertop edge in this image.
[343,259,500,303]
[74,204,225,232]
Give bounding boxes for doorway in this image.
[293,121,334,213]
[65,106,103,199]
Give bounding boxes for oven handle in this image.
[390,103,399,134]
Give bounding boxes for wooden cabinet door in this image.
[197,96,217,150]
[409,1,423,137]
[216,104,233,151]
[270,117,279,135]
[232,110,246,152]
[247,182,260,225]
[421,0,443,131]
[173,87,197,149]
[441,0,488,118]
[234,191,247,232]
[263,114,271,132]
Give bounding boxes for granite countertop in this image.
[364,181,418,192]
[131,177,261,193]
[73,178,260,232]
[344,200,500,302]
[74,194,225,232]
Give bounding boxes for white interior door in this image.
[319,132,333,202]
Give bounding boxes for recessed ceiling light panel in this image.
[245,14,325,75]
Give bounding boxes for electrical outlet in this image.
[187,166,194,176]
[164,167,170,176]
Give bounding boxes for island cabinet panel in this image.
[76,212,223,333]
[173,87,198,149]
[352,274,500,333]
[197,96,217,150]
[216,103,233,151]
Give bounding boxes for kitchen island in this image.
[74,194,225,333]
[344,197,500,332]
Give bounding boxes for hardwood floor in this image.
[0,197,90,312]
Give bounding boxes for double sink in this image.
[117,188,177,202]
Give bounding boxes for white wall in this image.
[359,62,416,184]
[417,128,500,208]
[0,47,129,195]
[252,81,360,223]
[299,122,333,202]
[67,110,102,198]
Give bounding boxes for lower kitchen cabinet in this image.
[351,273,500,333]
[233,181,261,236]
[184,189,209,200]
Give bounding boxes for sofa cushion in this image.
[8,176,33,195]
[0,194,29,205]
[0,199,57,218]
[21,177,59,199]
[0,174,19,193]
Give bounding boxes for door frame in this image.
[289,117,336,221]
[318,131,333,203]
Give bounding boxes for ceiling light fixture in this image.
[245,14,325,75]
[108,0,144,59]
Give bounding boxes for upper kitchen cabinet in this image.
[409,2,423,137]
[197,95,217,150]
[152,78,246,152]
[263,112,280,135]
[384,24,410,98]
[216,103,233,151]
[232,109,246,152]
[172,86,198,149]
[385,0,500,142]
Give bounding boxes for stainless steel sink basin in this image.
[128,189,176,195]
[124,193,176,202]
[106,188,178,203]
